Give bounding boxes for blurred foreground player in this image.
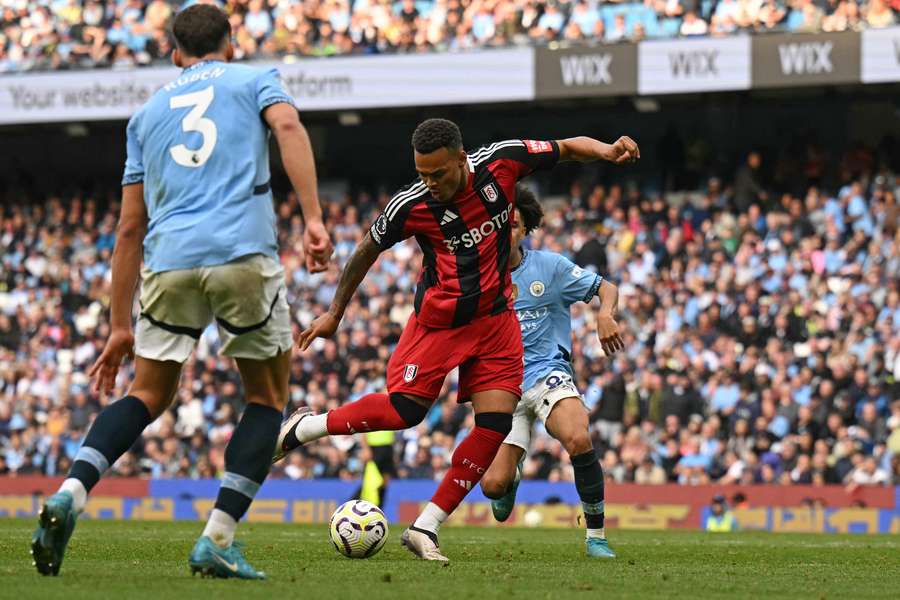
[30,4,332,579]
[275,118,639,561]
[480,186,622,558]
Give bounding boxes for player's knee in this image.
[129,389,173,420]
[561,432,593,457]
[474,412,513,436]
[389,393,430,427]
[480,475,510,500]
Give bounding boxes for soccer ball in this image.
[523,508,544,528]
[329,500,389,558]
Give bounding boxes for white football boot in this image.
[400,527,450,563]
[272,406,312,463]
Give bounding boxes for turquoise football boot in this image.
[490,460,523,523]
[586,537,616,558]
[189,536,266,580]
[31,491,77,576]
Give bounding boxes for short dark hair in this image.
[515,185,543,235]
[412,118,463,154]
[172,5,230,59]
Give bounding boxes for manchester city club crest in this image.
[529,281,545,297]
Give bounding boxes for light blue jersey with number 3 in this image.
[122,60,294,273]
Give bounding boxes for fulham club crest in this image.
[481,183,499,203]
[403,364,418,382]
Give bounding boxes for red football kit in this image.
[369,139,561,401]
[323,139,561,522]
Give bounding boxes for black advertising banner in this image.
[752,31,861,88]
[535,43,638,99]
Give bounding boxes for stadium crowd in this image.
[1,0,899,73]
[0,140,899,490]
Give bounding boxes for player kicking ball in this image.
[479,186,622,559]
[275,118,638,562]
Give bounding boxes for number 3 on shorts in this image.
[169,85,217,168]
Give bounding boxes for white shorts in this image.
[504,370,585,452]
[135,254,292,363]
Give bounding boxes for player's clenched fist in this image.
[297,311,341,350]
[607,136,640,164]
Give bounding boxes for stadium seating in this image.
[1,148,898,487]
[0,0,897,73]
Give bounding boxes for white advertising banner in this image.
[0,48,534,125]
[860,27,900,84]
[638,36,751,95]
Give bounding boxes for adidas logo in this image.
[440,210,458,225]
[453,478,472,490]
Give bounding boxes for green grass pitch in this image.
[1,519,898,599]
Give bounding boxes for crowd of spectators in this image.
[0,139,899,490]
[1,0,898,73]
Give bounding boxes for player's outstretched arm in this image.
[88,183,147,395]
[595,280,625,356]
[557,136,640,165]
[264,102,332,273]
[296,233,382,351]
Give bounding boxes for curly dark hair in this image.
[411,118,463,154]
[173,5,231,59]
[515,185,543,235]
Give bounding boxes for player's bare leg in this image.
[33,357,182,576]
[545,397,615,558]
[481,443,526,521]
[403,390,516,563]
[481,443,526,499]
[189,351,290,579]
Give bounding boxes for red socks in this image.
[327,396,510,521]
[430,426,506,514]
[326,393,409,435]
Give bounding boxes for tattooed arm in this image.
[296,233,381,350]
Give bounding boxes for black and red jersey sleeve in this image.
[369,181,426,251]
[469,139,560,180]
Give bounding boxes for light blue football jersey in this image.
[512,249,603,392]
[122,60,294,273]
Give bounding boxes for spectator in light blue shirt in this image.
[245,0,273,39]
[584,376,603,412]
[106,19,128,45]
[472,8,496,41]
[823,239,845,273]
[711,378,740,413]
[538,3,566,33]
[571,1,600,35]
[329,2,351,32]
[768,415,790,439]
[824,191,844,221]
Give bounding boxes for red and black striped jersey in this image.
[369,139,560,329]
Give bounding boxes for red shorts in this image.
[387,310,523,402]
